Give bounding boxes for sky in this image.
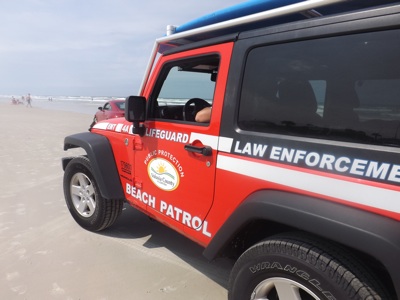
[0,0,243,97]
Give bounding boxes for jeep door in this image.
[134,43,233,245]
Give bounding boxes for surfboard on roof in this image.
[174,0,303,34]
[170,0,400,38]
[164,0,319,47]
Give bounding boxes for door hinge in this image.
[133,178,143,189]
[133,136,143,151]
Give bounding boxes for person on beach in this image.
[26,93,32,107]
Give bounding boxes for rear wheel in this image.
[228,233,390,300]
[63,156,123,231]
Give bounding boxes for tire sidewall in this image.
[63,157,105,231]
[229,244,344,300]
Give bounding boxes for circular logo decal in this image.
[147,158,180,191]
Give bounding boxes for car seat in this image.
[276,79,322,126]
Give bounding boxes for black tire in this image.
[63,156,123,231]
[228,233,390,300]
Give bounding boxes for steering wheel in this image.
[183,98,211,121]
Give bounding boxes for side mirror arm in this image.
[132,121,146,136]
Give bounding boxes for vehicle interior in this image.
[148,56,219,123]
[238,28,400,147]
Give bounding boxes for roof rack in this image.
[138,0,352,94]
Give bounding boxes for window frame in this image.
[237,28,400,147]
[146,54,220,124]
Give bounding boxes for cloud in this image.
[0,0,243,96]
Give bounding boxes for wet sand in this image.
[0,103,231,299]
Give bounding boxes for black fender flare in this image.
[203,190,400,295]
[62,132,124,200]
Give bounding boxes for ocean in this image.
[0,94,119,115]
[0,95,192,116]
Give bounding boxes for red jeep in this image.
[62,1,400,298]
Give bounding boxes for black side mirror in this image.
[98,106,103,111]
[125,96,146,136]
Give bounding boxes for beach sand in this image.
[0,103,231,299]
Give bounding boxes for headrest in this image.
[278,79,317,112]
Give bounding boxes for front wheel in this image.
[63,156,123,231]
[228,233,390,300]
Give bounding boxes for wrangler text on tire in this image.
[228,233,390,300]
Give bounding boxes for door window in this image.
[103,103,111,110]
[148,56,219,124]
[238,29,400,147]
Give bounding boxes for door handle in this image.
[184,144,212,156]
